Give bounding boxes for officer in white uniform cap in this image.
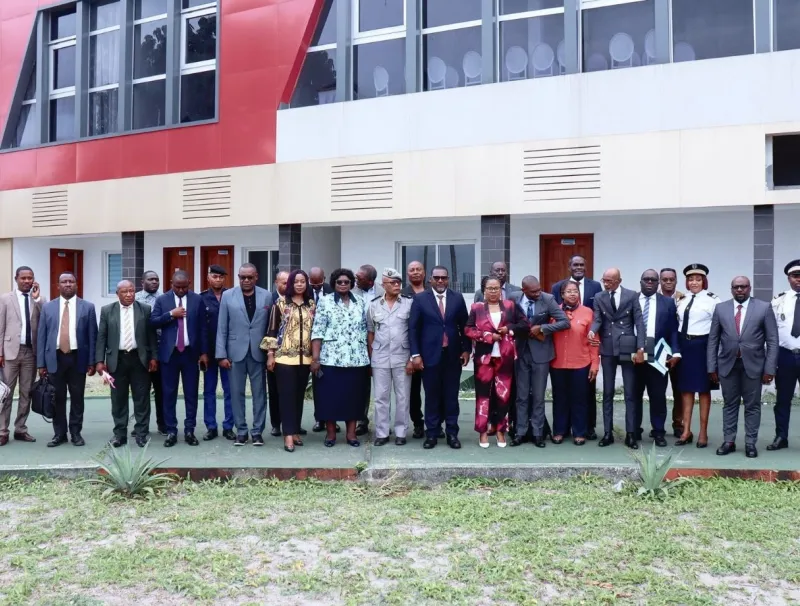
[366,268,414,446]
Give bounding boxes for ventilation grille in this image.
[31,190,68,228]
[523,145,601,203]
[330,161,393,212]
[182,174,232,220]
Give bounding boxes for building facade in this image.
[0,0,799,309]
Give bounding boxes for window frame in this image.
[242,247,280,289]
[88,3,122,136]
[668,0,757,63]
[496,0,565,77]
[104,251,123,297]
[396,240,478,295]
[352,0,406,42]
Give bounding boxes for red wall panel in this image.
[0,0,324,192]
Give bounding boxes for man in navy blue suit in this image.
[409,265,470,450]
[633,269,681,447]
[551,255,603,439]
[37,272,97,447]
[150,270,209,447]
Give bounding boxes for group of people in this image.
[0,255,797,458]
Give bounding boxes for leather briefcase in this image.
[31,377,56,423]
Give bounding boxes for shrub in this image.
[84,443,177,499]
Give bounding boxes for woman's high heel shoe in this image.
[324,438,336,447]
[479,432,490,448]
[675,433,694,446]
[496,432,507,448]
[347,439,360,448]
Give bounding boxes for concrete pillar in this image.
[480,215,511,281]
[0,239,12,292]
[122,231,144,289]
[278,224,302,272]
[753,205,774,302]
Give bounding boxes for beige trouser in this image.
[0,345,36,437]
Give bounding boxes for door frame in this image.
[538,233,595,290]
[162,246,196,289]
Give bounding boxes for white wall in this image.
[277,49,800,162]
[774,205,800,293]
[301,226,341,277]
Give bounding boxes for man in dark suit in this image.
[588,268,646,448]
[552,255,603,438]
[37,272,97,447]
[308,267,335,434]
[633,270,681,447]
[401,261,430,439]
[410,265,470,450]
[96,280,158,448]
[474,261,521,302]
[709,276,778,458]
[150,270,209,447]
[510,276,570,447]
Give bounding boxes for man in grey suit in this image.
[588,268,646,449]
[510,276,570,447]
[474,262,521,302]
[216,263,271,446]
[708,276,778,459]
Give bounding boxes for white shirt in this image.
[58,296,78,350]
[733,297,750,332]
[15,289,40,345]
[676,290,720,335]
[638,293,657,339]
[772,290,800,350]
[570,278,584,304]
[434,290,447,313]
[174,294,190,347]
[119,304,137,351]
[490,310,502,357]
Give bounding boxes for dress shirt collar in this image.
[60,296,75,306]
[734,297,750,311]
[571,277,583,285]
[121,303,133,310]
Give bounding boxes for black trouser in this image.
[775,348,800,440]
[111,351,151,439]
[267,368,280,429]
[601,356,637,434]
[586,378,597,431]
[275,363,310,435]
[150,366,165,431]
[551,366,590,438]
[52,351,87,438]
[409,371,424,427]
[634,362,669,437]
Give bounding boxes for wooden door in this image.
[49,249,84,300]
[200,245,234,289]
[539,234,594,294]
[163,247,195,289]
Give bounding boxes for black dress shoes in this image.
[423,438,437,449]
[184,433,199,446]
[510,436,524,447]
[586,429,598,441]
[270,426,282,437]
[395,437,407,446]
[766,437,789,451]
[164,434,178,447]
[745,444,758,458]
[598,433,615,447]
[446,435,461,449]
[223,429,236,440]
[716,442,736,456]
[135,435,149,448]
[47,435,68,447]
[71,434,85,447]
[110,437,127,448]
[203,429,218,441]
[624,433,639,450]
[374,437,390,446]
[654,435,668,447]
[312,421,325,432]
[356,422,369,436]
[412,424,425,439]
[532,436,546,448]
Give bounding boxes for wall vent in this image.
[31,190,68,228]
[330,161,393,212]
[182,174,232,220]
[523,145,601,203]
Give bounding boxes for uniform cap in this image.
[382,267,402,282]
[683,263,709,277]
[784,259,800,275]
[208,264,228,276]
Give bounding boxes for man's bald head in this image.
[601,268,621,292]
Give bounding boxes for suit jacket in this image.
[473,283,522,303]
[707,298,778,379]
[215,286,271,363]
[96,301,157,372]
[465,300,528,361]
[409,288,470,367]
[0,291,45,360]
[552,277,603,309]
[639,293,681,358]
[307,283,333,305]
[150,290,208,362]
[37,297,97,373]
[510,291,570,363]
[590,287,646,357]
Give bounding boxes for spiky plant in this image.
[83,443,177,499]
[630,442,683,499]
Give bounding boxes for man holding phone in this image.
[150,270,209,447]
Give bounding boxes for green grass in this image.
[1,476,799,605]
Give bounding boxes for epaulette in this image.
[371,295,383,302]
[675,292,685,302]
[707,292,715,297]
[200,289,209,295]
[774,292,786,299]
[401,293,413,299]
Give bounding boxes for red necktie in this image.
[735,304,742,335]
[438,295,448,347]
[177,297,186,352]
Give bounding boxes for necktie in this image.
[59,300,71,354]
[643,296,651,334]
[735,304,743,336]
[527,299,534,321]
[610,291,617,314]
[438,295,448,347]
[792,293,800,338]
[23,293,31,346]
[176,297,186,353]
[681,294,696,337]
[122,307,134,352]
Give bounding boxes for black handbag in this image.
[31,377,56,423]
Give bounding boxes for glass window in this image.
[183,0,214,7]
[89,89,119,136]
[399,243,476,294]
[50,10,76,40]
[312,0,337,46]
[185,13,217,64]
[581,0,654,72]
[358,0,403,32]
[50,96,75,141]
[91,0,120,30]
[52,45,76,90]
[353,38,405,99]
[133,79,166,129]
[14,104,38,148]
[671,0,753,62]
[401,246,436,277]
[106,253,123,296]
[291,49,337,107]
[247,250,280,290]
[90,32,120,88]
[775,0,800,52]
[500,12,564,80]
[423,0,481,28]
[23,69,36,101]
[135,0,168,20]
[423,27,481,91]
[134,21,168,79]
[180,70,215,122]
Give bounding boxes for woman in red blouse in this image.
[550,281,600,445]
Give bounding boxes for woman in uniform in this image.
[675,264,720,448]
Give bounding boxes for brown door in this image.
[49,249,84,300]
[539,234,594,294]
[163,247,196,289]
[200,245,234,289]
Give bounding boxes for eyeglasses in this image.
[641,277,659,283]
[238,275,255,281]
[732,285,750,290]
[336,280,351,286]
[484,287,501,292]
[431,276,448,282]
[309,282,324,287]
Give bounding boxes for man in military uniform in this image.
[768,259,800,451]
[659,267,685,437]
[366,268,414,446]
